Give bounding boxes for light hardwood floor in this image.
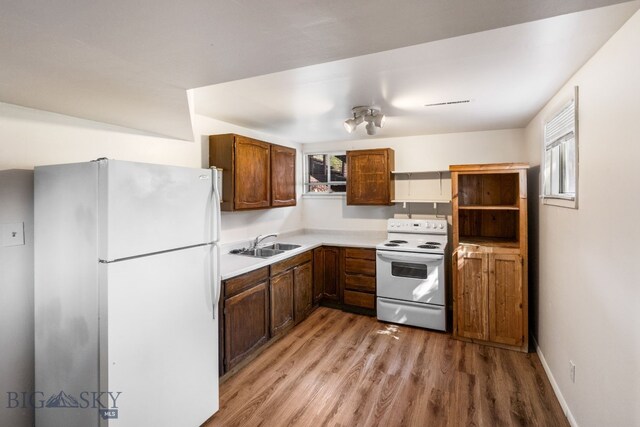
[204,307,568,427]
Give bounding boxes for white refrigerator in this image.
[34,159,221,427]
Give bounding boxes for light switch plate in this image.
[1,222,25,247]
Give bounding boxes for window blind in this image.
[545,100,575,147]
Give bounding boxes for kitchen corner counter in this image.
[220,230,385,280]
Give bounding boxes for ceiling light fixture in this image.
[344,106,385,135]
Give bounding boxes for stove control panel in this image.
[386,218,448,234]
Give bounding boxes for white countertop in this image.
[220,230,386,280]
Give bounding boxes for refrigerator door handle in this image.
[210,168,222,320]
[211,168,222,244]
[211,243,221,319]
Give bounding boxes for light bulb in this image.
[366,121,376,135]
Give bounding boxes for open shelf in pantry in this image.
[458,208,520,244]
[458,172,520,208]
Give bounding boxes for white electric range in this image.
[376,218,448,331]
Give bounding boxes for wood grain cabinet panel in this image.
[346,149,394,205]
[321,247,341,301]
[455,251,488,341]
[223,280,269,371]
[270,270,294,337]
[271,144,296,207]
[489,254,523,346]
[342,247,376,314]
[234,136,271,210]
[313,248,324,303]
[209,134,296,211]
[293,261,313,324]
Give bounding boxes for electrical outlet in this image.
[569,360,576,383]
[1,222,25,247]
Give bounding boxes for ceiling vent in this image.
[424,99,471,107]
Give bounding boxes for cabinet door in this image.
[270,270,294,337]
[313,248,324,303]
[293,261,313,324]
[271,144,296,207]
[346,149,393,205]
[455,250,488,341]
[224,280,269,371]
[322,247,341,301]
[234,136,271,210]
[488,254,523,346]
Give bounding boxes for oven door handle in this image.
[377,250,443,264]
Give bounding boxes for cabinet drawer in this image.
[345,258,375,276]
[225,267,269,298]
[344,290,375,309]
[344,274,376,293]
[270,251,312,276]
[344,248,376,260]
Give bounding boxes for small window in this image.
[304,153,347,194]
[542,87,578,208]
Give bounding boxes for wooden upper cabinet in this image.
[209,134,296,211]
[346,148,394,205]
[234,136,271,210]
[271,144,296,207]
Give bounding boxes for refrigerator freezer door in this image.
[100,244,218,427]
[99,160,214,261]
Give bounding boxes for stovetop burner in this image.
[418,244,439,249]
[384,243,400,247]
[389,240,408,244]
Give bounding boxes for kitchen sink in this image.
[262,243,301,251]
[235,248,285,258]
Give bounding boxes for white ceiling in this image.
[194,2,639,143]
[0,0,637,140]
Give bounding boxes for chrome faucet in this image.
[251,233,278,249]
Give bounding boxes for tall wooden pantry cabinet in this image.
[450,163,529,352]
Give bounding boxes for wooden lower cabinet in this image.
[222,268,270,372]
[319,246,341,302]
[312,248,324,303]
[271,251,314,331]
[269,270,294,337]
[489,254,524,346]
[455,250,488,341]
[221,246,380,378]
[342,248,376,311]
[293,261,313,324]
[454,247,526,351]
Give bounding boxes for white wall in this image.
[302,129,527,231]
[524,10,640,427]
[0,101,304,244]
[0,170,34,426]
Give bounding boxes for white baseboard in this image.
[534,336,579,427]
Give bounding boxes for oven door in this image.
[376,249,445,305]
